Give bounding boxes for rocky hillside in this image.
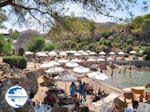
[46,14,150,52]
[0,62,44,112]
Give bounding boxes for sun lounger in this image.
[91,93,119,111]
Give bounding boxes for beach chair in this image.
[79,106,89,112]
[124,92,134,103]
[113,97,127,112]
[131,88,144,102]
[145,83,150,100]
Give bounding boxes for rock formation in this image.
[0,62,44,112]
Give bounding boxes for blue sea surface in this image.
[102,70,150,89]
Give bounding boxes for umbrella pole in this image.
[65,82,66,91]
[96,80,97,92]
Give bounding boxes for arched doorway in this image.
[18,48,24,56]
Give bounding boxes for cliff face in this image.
[0,63,44,112]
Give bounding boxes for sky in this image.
[1,0,150,33]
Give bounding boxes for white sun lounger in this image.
[92,93,119,112]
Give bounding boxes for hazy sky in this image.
[2,0,150,33]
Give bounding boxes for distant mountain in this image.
[95,22,116,28]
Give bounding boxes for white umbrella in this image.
[89,52,96,55]
[109,52,116,55]
[87,72,108,90]
[65,50,70,54]
[97,58,105,62]
[70,50,77,54]
[129,50,137,54]
[59,52,67,56]
[87,58,96,62]
[87,72,108,80]
[118,51,125,55]
[48,51,57,57]
[57,59,68,64]
[36,52,48,57]
[71,58,84,63]
[40,61,60,68]
[86,50,91,53]
[74,52,82,56]
[65,62,79,68]
[107,57,113,61]
[54,74,78,90]
[99,51,106,55]
[139,50,143,53]
[45,67,64,74]
[81,52,89,56]
[25,51,33,55]
[73,66,90,74]
[55,75,77,82]
[78,50,84,53]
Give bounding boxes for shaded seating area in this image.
[131,88,144,102]
[123,92,134,103]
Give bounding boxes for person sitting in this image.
[71,102,80,112]
[47,91,56,107]
[92,93,101,102]
[87,85,94,94]
[72,94,80,104]
[124,100,139,112]
[98,87,102,96]
[72,94,80,112]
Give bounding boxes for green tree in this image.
[89,21,96,42]
[0,34,12,55]
[44,43,56,51]
[143,47,150,61]
[0,34,5,54]
[0,8,7,28]
[9,29,20,40]
[27,37,45,52]
[0,0,148,28]
[141,19,150,42]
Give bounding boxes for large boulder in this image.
[0,63,44,112]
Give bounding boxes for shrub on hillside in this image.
[126,46,133,53]
[143,47,150,61]
[3,56,27,69]
[44,43,56,51]
[143,47,150,56]
[0,34,12,55]
[143,55,150,61]
[27,37,45,52]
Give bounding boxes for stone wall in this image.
[0,63,44,112]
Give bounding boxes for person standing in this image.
[70,82,77,97]
[129,66,132,78]
[124,100,139,112]
[109,62,114,79]
[83,82,87,101]
[78,81,84,101]
[123,66,126,76]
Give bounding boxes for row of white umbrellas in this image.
[40,57,113,69]
[25,50,142,56]
[54,71,109,82]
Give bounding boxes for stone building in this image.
[15,29,41,55]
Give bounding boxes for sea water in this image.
[102,70,150,89]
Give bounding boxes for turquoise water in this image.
[102,70,150,89]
